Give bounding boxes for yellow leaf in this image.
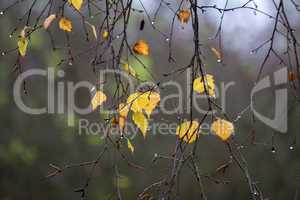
[122,63,137,78]
[126,91,160,117]
[118,103,129,132]
[91,90,107,111]
[211,118,234,141]
[127,92,142,112]
[102,30,109,40]
[127,139,134,153]
[118,103,129,117]
[211,47,222,62]
[85,21,97,39]
[18,36,28,57]
[43,14,56,29]
[59,17,72,32]
[142,91,160,118]
[177,9,191,24]
[133,40,149,56]
[193,74,215,98]
[118,116,126,132]
[176,120,200,143]
[68,0,83,10]
[132,112,148,137]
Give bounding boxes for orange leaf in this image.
[177,9,191,24]
[133,40,149,56]
[118,103,129,132]
[59,17,72,32]
[288,71,298,81]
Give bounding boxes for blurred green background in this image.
[1,0,300,199]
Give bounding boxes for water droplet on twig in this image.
[271,147,276,153]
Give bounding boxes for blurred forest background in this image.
[1,0,300,199]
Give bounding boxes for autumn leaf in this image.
[59,17,72,32]
[122,63,137,78]
[118,103,129,118]
[91,90,107,111]
[127,91,160,117]
[211,47,222,62]
[68,0,83,10]
[111,117,118,127]
[127,92,142,112]
[288,71,298,81]
[132,112,148,137]
[193,74,216,98]
[17,27,30,57]
[18,36,28,57]
[118,103,129,132]
[177,9,191,24]
[43,14,56,29]
[142,91,160,118]
[118,117,125,132]
[102,30,109,40]
[127,139,134,153]
[133,40,149,56]
[211,118,234,141]
[176,120,200,144]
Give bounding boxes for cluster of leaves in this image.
[2,0,300,199]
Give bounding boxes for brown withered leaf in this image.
[133,40,149,56]
[177,9,191,24]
